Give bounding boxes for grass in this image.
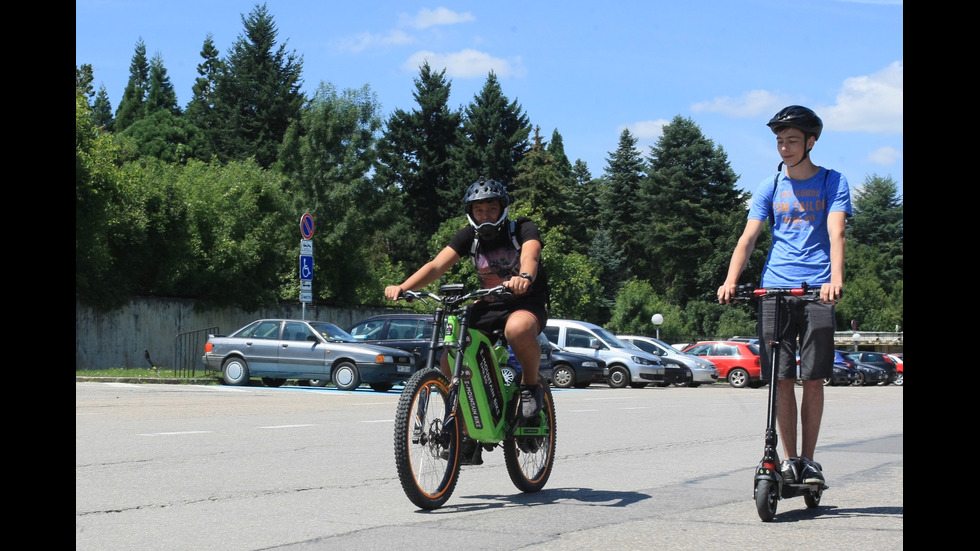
[76,367,217,379]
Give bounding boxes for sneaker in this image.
[799,458,825,484]
[520,384,544,421]
[779,457,800,484]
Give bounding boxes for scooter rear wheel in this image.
[804,486,823,508]
[755,479,778,522]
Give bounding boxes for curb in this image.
[75,377,218,385]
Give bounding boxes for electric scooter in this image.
[736,283,828,522]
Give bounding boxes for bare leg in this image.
[799,379,824,460]
[505,310,540,385]
[776,379,799,459]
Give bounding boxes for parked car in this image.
[347,313,552,385]
[545,343,608,389]
[544,319,665,388]
[202,319,416,391]
[682,341,762,388]
[618,335,719,387]
[796,349,858,386]
[836,351,890,386]
[888,353,903,386]
[846,350,899,384]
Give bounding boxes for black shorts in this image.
[469,294,548,335]
[757,296,835,381]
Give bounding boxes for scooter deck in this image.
[781,481,828,498]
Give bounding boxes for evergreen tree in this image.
[511,126,562,230]
[184,34,223,162]
[92,85,114,131]
[848,174,903,282]
[563,160,599,255]
[114,39,149,132]
[211,3,304,169]
[145,53,180,115]
[453,71,531,193]
[374,61,461,267]
[76,64,95,101]
[642,115,742,304]
[119,54,195,163]
[598,129,646,286]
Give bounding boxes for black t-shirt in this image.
[447,217,549,301]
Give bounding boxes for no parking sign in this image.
[299,213,315,304]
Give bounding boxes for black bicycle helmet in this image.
[464,177,510,240]
[767,105,823,140]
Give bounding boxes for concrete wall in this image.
[75,297,395,371]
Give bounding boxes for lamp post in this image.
[852,332,861,352]
[651,313,664,340]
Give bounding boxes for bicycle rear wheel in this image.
[393,368,461,510]
[504,384,556,492]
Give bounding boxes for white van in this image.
[544,319,665,388]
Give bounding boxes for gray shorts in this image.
[757,296,835,381]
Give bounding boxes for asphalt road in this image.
[76,381,903,550]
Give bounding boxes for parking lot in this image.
[76,382,902,550]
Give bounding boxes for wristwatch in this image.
[519,273,534,283]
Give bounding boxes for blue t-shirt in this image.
[748,167,852,288]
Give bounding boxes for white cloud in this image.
[620,119,670,139]
[822,61,903,134]
[866,146,902,166]
[403,49,525,79]
[691,90,791,118]
[334,30,414,53]
[400,7,475,29]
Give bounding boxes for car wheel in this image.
[332,361,361,391]
[823,377,833,386]
[221,357,250,386]
[308,379,328,387]
[262,377,286,387]
[551,365,575,389]
[728,368,749,389]
[370,383,393,392]
[852,372,866,386]
[607,366,630,388]
[893,373,903,386]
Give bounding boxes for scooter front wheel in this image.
[755,478,778,522]
[804,486,823,508]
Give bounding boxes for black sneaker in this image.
[779,457,800,484]
[520,384,543,421]
[799,458,825,484]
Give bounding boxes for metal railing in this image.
[174,327,219,377]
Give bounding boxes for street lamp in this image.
[851,332,861,352]
[651,313,664,340]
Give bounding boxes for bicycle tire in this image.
[393,368,461,510]
[504,384,557,493]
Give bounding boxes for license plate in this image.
[397,365,411,374]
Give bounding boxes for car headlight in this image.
[582,361,599,367]
[632,356,653,365]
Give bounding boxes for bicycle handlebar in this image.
[398,285,514,308]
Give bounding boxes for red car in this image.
[682,341,762,388]
[888,353,903,386]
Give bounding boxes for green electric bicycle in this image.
[392,283,557,510]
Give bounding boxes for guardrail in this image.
[175,327,218,377]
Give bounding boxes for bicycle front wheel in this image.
[504,384,556,493]
[393,368,461,510]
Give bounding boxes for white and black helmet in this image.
[464,177,510,240]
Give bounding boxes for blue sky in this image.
[76,1,903,196]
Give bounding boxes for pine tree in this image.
[374,61,461,266]
[114,39,149,132]
[511,126,562,230]
[453,71,531,194]
[211,3,304,168]
[642,115,742,304]
[92,85,114,131]
[184,34,223,162]
[598,129,646,285]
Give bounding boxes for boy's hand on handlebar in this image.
[503,276,531,296]
[384,285,405,301]
[820,282,843,304]
[717,282,737,304]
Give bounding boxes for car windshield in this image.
[592,326,630,348]
[308,321,357,342]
